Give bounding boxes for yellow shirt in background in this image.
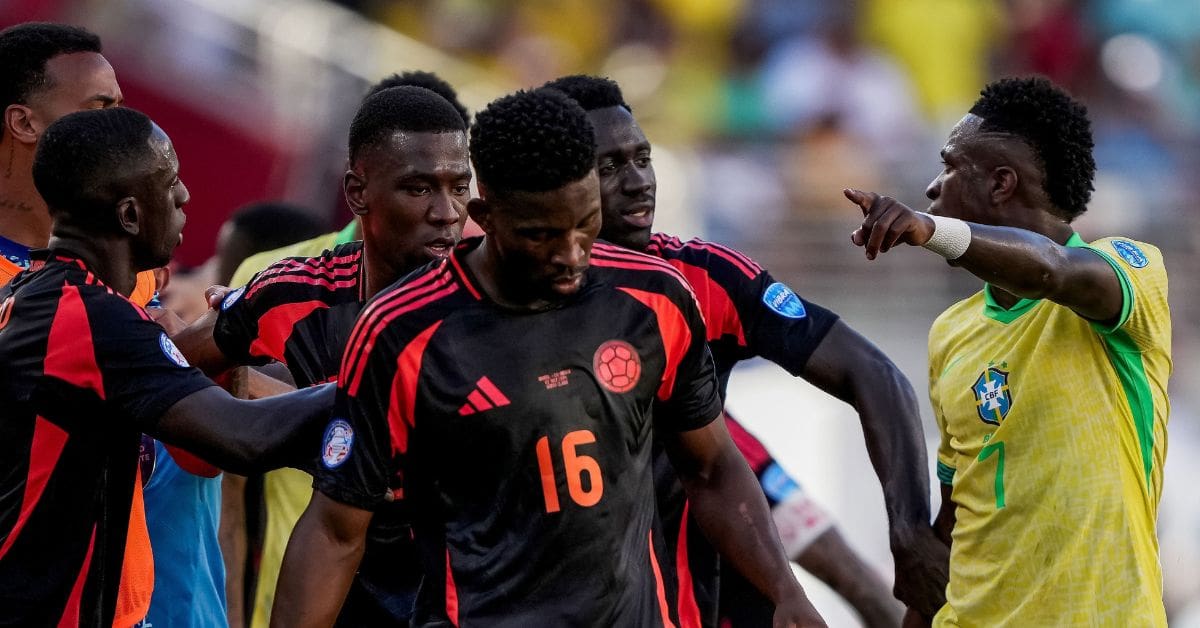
[929,235,1170,626]
[228,222,355,628]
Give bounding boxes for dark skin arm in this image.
[172,308,236,377]
[666,418,826,627]
[902,484,956,627]
[271,491,373,627]
[845,189,1123,323]
[151,383,333,475]
[802,321,948,616]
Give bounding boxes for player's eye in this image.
[405,186,432,196]
[597,161,616,176]
[453,185,470,196]
[634,156,651,168]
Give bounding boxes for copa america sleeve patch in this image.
[159,332,191,367]
[221,285,246,311]
[1111,240,1148,269]
[322,419,354,469]
[762,282,807,319]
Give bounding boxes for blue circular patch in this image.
[322,419,354,469]
[159,332,190,368]
[762,282,807,319]
[221,286,246,311]
[1111,240,1148,269]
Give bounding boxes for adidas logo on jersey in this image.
[458,376,511,416]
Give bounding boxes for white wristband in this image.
[920,213,971,259]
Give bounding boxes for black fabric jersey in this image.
[214,239,422,624]
[316,237,724,627]
[0,251,215,627]
[644,233,838,627]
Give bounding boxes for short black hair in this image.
[542,75,631,112]
[969,76,1096,221]
[470,88,596,195]
[348,85,467,164]
[227,202,326,251]
[33,107,158,230]
[365,70,470,125]
[0,22,102,113]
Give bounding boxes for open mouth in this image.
[621,202,654,229]
[425,238,454,257]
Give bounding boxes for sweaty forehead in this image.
[363,129,470,174]
[943,114,985,153]
[588,107,647,154]
[147,124,178,173]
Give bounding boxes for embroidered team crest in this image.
[322,419,354,469]
[1111,240,1148,269]
[972,366,1013,425]
[593,340,641,393]
[159,333,190,367]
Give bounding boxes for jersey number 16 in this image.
[536,430,604,513]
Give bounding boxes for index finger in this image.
[843,188,877,215]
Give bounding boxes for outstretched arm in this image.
[151,383,333,475]
[666,418,826,627]
[271,491,372,627]
[845,189,1123,323]
[801,320,948,616]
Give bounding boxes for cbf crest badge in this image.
[972,366,1013,425]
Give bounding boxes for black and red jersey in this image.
[0,251,215,626]
[214,240,422,623]
[316,237,723,627]
[214,240,367,388]
[644,233,838,627]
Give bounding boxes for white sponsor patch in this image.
[159,332,190,367]
[221,286,246,311]
[322,419,354,469]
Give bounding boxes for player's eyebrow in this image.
[89,94,119,107]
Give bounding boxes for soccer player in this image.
[0,107,336,626]
[0,22,155,303]
[172,84,471,625]
[544,75,943,626]
[844,76,1170,625]
[274,87,825,627]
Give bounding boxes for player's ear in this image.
[344,168,368,217]
[115,197,141,236]
[466,198,494,234]
[3,104,39,145]
[990,165,1018,205]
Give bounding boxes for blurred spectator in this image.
[147,201,323,628]
[863,0,1005,123]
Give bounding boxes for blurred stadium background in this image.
[4,0,1197,624]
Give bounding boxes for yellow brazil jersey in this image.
[232,222,355,628]
[928,234,1170,627]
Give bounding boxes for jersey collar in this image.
[0,234,32,271]
[982,232,1086,323]
[447,236,484,301]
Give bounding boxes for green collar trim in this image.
[334,220,358,245]
[982,232,1085,323]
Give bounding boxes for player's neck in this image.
[0,143,51,248]
[466,238,558,311]
[46,230,139,297]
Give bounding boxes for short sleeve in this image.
[644,281,723,433]
[212,278,274,366]
[311,312,410,511]
[734,271,839,376]
[1083,238,1169,350]
[86,292,217,430]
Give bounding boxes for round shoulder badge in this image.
[159,332,191,368]
[221,286,246,311]
[322,419,354,469]
[1111,240,1148,269]
[762,282,807,319]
